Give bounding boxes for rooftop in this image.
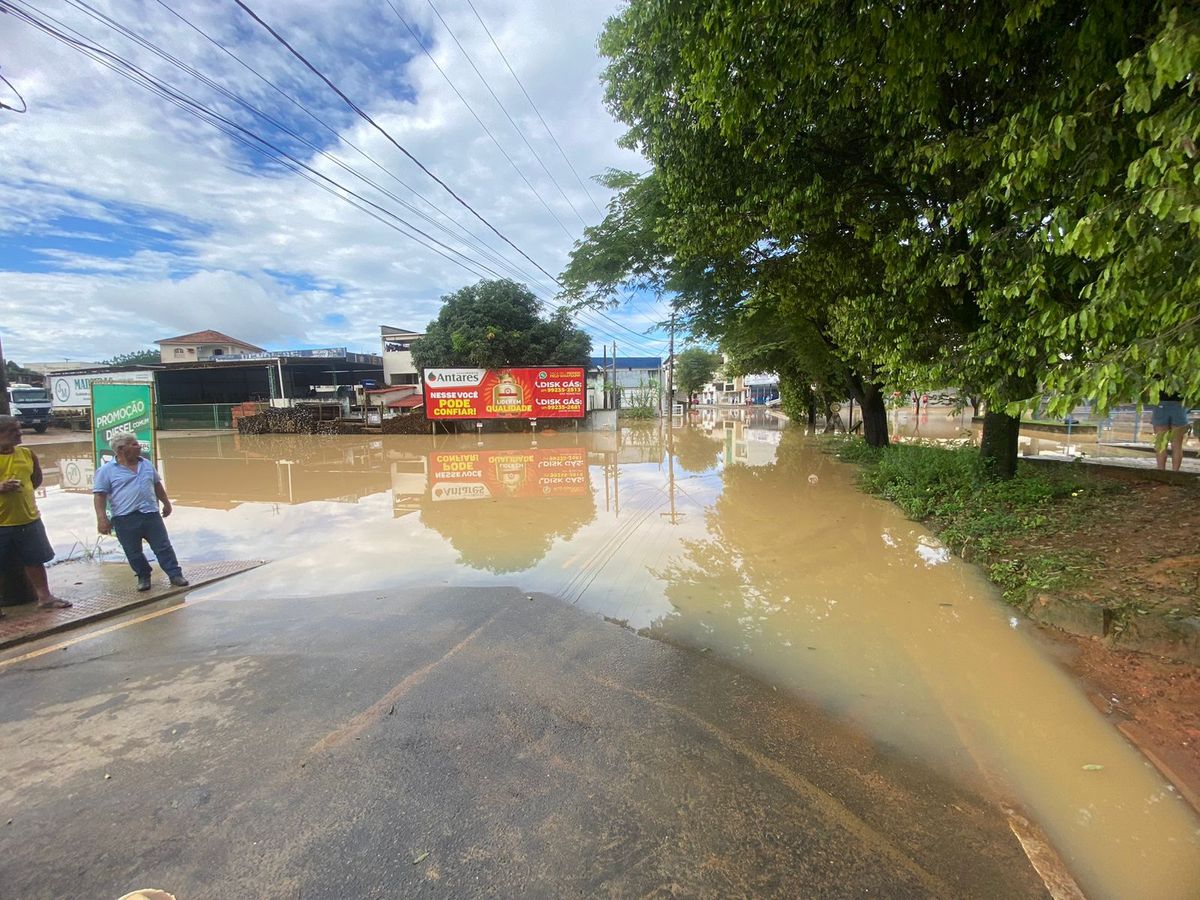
[155,330,265,350]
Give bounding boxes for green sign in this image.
[91,382,156,466]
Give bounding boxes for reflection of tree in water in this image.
[672,426,723,474]
[420,492,596,573]
[652,429,856,648]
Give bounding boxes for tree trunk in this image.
[860,386,889,448]
[848,376,889,448]
[980,410,1020,479]
[806,397,817,428]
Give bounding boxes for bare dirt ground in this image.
[1035,473,1200,810]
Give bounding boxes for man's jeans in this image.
[110,511,182,579]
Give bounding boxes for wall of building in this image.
[160,342,259,364]
[381,330,423,386]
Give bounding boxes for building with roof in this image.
[588,355,663,411]
[156,330,266,364]
[381,325,425,386]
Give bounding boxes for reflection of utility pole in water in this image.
[660,424,684,525]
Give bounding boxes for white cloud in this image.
[0,0,666,363]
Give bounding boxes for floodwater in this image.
[33,414,1200,899]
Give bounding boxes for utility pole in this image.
[0,333,10,415]
[612,342,618,411]
[666,311,675,417]
[601,343,609,410]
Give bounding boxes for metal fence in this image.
[156,403,238,431]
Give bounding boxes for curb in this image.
[0,563,262,652]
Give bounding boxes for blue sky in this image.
[0,0,672,365]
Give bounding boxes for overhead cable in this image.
[463,0,603,216]
[230,0,563,287]
[424,0,588,227]
[385,0,575,241]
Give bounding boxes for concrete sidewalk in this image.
[0,559,262,650]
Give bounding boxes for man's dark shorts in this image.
[0,519,55,566]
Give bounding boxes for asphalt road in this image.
[0,584,1049,899]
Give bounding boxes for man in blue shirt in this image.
[93,433,188,592]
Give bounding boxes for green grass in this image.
[825,437,1119,606]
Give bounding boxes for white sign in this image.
[50,370,155,408]
[743,373,779,386]
[423,368,486,387]
[58,457,95,492]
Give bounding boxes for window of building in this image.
[212,348,224,356]
[174,348,184,357]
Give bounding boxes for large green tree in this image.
[598,0,1199,475]
[673,347,721,407]
[412,279,592,370]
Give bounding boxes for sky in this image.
[0,0,672,365]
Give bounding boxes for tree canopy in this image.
[587,0,1199,472]
[102,349,161,366]
[673,347,721,402]
[412,279,592,371]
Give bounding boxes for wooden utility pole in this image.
[611,342,618,411]
[666,311,675,416]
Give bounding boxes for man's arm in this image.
[154,479,173,518]
[31,452,43,489]
[94,493,111,534]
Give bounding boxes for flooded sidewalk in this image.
[19,419,1200,899]
[0,560,262,650]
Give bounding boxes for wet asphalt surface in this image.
[0,584,1049,899]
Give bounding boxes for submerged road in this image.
[0,583,1049,899]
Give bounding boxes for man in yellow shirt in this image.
[0,415,70,613]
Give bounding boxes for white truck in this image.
[6,384,52,433]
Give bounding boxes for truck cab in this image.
[6,384,52,433]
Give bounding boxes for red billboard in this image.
[429,448,590,500]
[423,367,586,420]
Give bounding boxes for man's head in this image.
[110,433,142,462]
[0,415,21,451]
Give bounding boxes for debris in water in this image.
[388,704,395,716]
[1082,764,1105,771]
[807,474,819,484]
[117,891,176,900]
[526,595,534,601]
[412,852,429,864]
[103,773,111,780]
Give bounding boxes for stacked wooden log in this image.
[237,407,319,435]
[380,411,429,434]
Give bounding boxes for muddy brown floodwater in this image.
[36,414,1200,899]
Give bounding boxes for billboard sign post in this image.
[422,367,586,421]
[91,382,156,466]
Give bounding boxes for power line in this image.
[230,0,563,287]
[152,0,558,294]
[3,1,502,283]
[230,0,669,353]
[423,0,588,228]
[463,0,603,217]
[0,68,27,112]
[63,0,550,292]
[385,0,575,242]
[6,0,670,356]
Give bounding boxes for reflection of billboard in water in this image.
[429,448,589,501]
[423,367,586,420]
